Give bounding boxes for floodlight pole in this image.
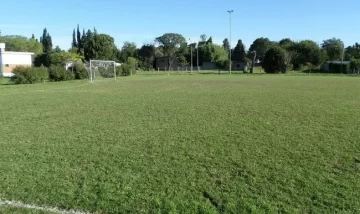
[189,38,193,72]
[228,10,233,75]
[341,45,345,73]
[197,43,199,71]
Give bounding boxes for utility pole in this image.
[189,38,193,73]
[228,10,234,75]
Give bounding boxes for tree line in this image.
[1,26,360,73]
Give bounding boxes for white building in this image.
[0,43,34,77]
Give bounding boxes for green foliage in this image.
[116,57,137,76]
[138,44,156,70]
[292,40,325,69]
[34,53,51,67]
[119,42,137,63]
[0,35,43,54]
[48,65,74,81]
[216,59,230,70]
[345,43,360,60]
[11,66,48,84]
[72,29,77,48]
[263,46,287,73]
[222,38,230,52]
[48,51,83,66]
[72,63,88,80]
[84,33,117,61]
[232,39,246,61]
[249,37,273,62]
[155,33,187,58]
[199,43,228,65]
[322,38,344,61]
[41,28,53,53]
[350,59,360,71]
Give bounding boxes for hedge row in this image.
[11,63,88,84]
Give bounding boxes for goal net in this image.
[88,60,116,83]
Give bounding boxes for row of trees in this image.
[1,27,360,73]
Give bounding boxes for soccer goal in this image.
[88,60,116,83]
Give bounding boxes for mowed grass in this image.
[0,75,359,214]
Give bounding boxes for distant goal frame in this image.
[89,60,117,83]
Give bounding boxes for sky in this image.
[0,0,359,50]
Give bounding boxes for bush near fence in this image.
[11,66,48,84]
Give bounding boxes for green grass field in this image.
[0,75,359,213]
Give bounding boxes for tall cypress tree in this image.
[72,29,77,48]
[77,25,82,49]
[41,28,52,53]
[232,39,246,61]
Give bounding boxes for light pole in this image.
[228,10,233,75]
[189,38,193,73]
[341,44,345,73]
[197,43,199,71]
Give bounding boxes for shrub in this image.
[262,47,287,73]
[119,64,133,76]
[116,62,136,77]
[350,59,360,72]
[48,66,74,81]
[216,59,230,70]
[11,66,48,84]
[72,63,88,80]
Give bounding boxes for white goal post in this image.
[89,60,116,83]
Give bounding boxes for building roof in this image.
[1,51,34,55]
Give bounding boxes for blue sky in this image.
[1,0,359,50]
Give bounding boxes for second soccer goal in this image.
[88,60,116,82]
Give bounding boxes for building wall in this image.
[0,52,33,77]
[232,62,248,71]
[202,62,217,70]
[156,57,180,70]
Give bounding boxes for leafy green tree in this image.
[53,46,62,53]
[200,34,207,42]
[249,37,273,62]
[345,43,360,60]
[49,51,83,66]
[119,42,137,63]
[138,44,156,70]
[155,33,186,57]
[0,35,43,54]
[155,33,187,67]
[292,40,324,69]
[198,43,228,65]
[84,33,117,61]
[321,38,344,61]
[222,38,230,52]
[279,38,295,50]
[206,37,213,44]
[350,58,360,71]
[232,39,246,61]
[263,46,287,73]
